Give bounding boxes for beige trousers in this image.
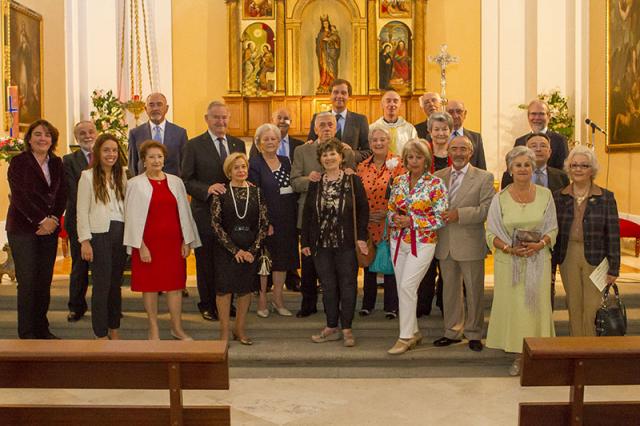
[559,241,603,336]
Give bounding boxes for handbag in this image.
[512,229,542,247]
[369,219,394,275]
[595,282,627,336]
[351,175,376,267]
[257,247,272,276]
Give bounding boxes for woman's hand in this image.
[139,242,152,263]
[234,249,254,263]
[512,245,528,258]
[267,224,274,236]
[606,274,617,284]
[181,243,191,259]
[36,217,58,235]
[357,240,368,255]
[370,210,387,224]
[522,241,546,257]
[344,167,355,175]
[393,214,411,229]
[301,247,311,256]
[80,240,93,262]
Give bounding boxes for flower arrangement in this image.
[0,136,25,163]
[90,89,129,164]
[519,89,575,140]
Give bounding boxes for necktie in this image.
[87,152,93,166]
[217,137,228,162]
[152,125,162,142]
[277,139,287,157]
[449,170,462,202]
[534,169,544,186]
[335,114,343,140]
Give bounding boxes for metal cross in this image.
[428,44,460,100]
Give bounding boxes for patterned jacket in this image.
[388,172,448,244]
[553,184,620,276]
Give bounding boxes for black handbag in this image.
[595,283,627,336]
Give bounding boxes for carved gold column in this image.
[275,0,286,95]
[287,20,301,95]
[226,0,240,95]
[367,0,378,94]
[413,0,427,93]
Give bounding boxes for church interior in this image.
[0,0,639,424]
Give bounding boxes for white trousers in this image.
[391,239,436,339]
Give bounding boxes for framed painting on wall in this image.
[607,0,640,151]
[2,0,43,132]
[380,0,411,19]
[243,0,274,19]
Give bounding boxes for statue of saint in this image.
[315,16,340,94]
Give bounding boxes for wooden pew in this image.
[0,340,229,426]
[519,336,640,426]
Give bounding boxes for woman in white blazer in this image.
[76,134,127,339]
[124,140,201,340]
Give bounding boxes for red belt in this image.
[393,217,417,264]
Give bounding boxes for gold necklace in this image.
[574,183,591,205]
[511,184,532,208]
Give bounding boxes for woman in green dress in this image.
[486,146,558,376]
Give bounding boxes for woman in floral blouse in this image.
[387,138,448,355]
[356,124,404,319]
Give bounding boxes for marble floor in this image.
[2,379,639,425]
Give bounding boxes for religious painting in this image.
[4,1,43,131]
[315,15,341,94]
[380,0,411,19]
[241,23,275,96]
[379,21,411,93]
[607,0,640,151]
[243,0,273,19]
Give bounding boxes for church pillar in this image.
[367,0,378,94]
[275,0,286,95]
[286,21,301,95]
[413,0,427,93]
[226,0,240,95]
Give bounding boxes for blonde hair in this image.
[223,153,249,179]
[401,139,433,172]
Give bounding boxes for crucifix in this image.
[428,44,460,101]
[6,86,19,137]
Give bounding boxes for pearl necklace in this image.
[230,182,249,219]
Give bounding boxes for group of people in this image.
[5,79,621,376]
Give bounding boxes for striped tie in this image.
[449,170,462,202]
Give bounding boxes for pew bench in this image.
[519,336,640,426]
[0,340,229,426]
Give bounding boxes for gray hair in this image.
[315,111,336,123]
[206,100,228,112]
[254,123,281,148]
[401,138,433,172]
[427,112,453,132]
[505,146,536,171]
[449,135,474,152]
[564,145,599,179]
[368,123,391,140]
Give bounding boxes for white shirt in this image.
[150,120,167,143]
[450,126,465,139]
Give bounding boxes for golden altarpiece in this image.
[223,0,430,138]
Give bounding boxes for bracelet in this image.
[541,239,547,247]
[501,245,511,254]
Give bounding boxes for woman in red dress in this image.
[124,141,201,340]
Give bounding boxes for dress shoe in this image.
[232,332,253,345]
[67,311,84,322]
[387,338,415,355]
[358,308,372,317]
[256,308,270,318]
[416,306,431,318]
[433,337,462,347]
[296,308,317,318]
[385,311,398,320]
[311,328,341,343]
[41,331,60,340]
[468,340,483,352]
[230,305,237,318]
[201,310,217,321]
[171,331,194,341]
[271,302,292,316]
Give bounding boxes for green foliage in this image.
[519,89,574,139]
[90,89,129,165]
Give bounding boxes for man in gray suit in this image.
[291,112,355,317]
[307,79,370,163]
[128,92,188,176]
[446,99,487,170]
[63,121,96,322]
[433,136,494,352]
[182,101,246,321]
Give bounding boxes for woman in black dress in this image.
[249,123,299,318]
[211,153,268,344]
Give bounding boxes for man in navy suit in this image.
[306,79,370,163]
[182,101,246,321]
[63,121,96,322]
[514,99,568,170]
[128,92,188,176]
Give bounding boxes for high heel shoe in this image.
[232,332,253,345]
[270,302,292,317]
[413,331,424,346]
[387,338,416,355]
[256,308,270,318]
[171,331,194,341]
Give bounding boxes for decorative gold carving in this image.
[275,0,285,94]
[413,0,426,93]
[367,0,377,94]
[227,0,241,95]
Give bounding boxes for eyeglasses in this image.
[569,163,591,170]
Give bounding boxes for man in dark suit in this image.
[514,99,568,170]
[446,99,487,170]
[249,107,303,163]
[182,101,246,321]
[128,92,188,176]
[306,79,370,163]
[415,91,442,140]
[62,121,96,322]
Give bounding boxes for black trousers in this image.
[8,231,59,339]
[194,230,217,314]
[89,221,126,337]
[361,268,398,313]
[417,259,444,315]
[66,227,90,315]
[313,247,358,329]
[300,237,319,312]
